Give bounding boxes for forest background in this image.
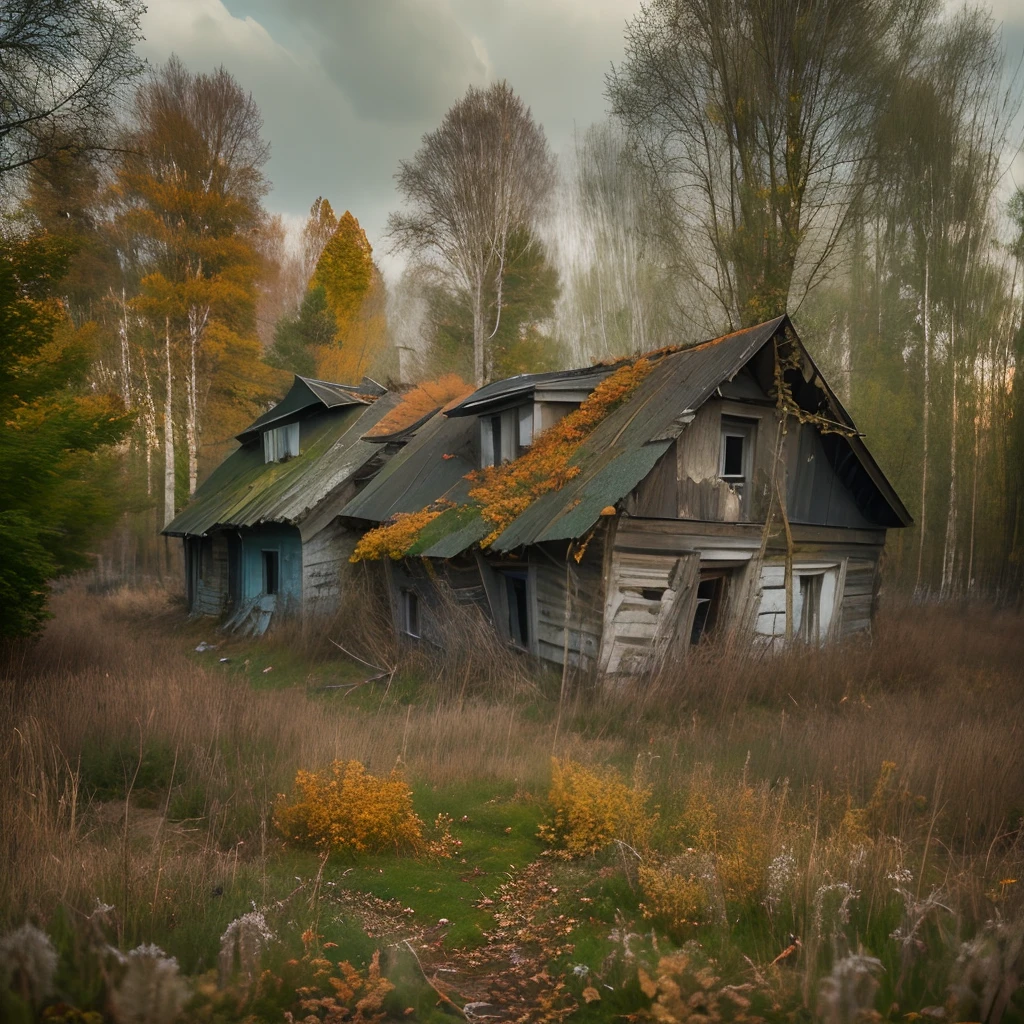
[3,0,1024,640]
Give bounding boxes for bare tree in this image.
[389,80,556,386]
[0,0,146,180]
[608,0,937,329]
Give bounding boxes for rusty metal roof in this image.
[445,364,617,416]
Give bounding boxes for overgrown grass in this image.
[1,584,1023,1020]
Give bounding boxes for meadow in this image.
[1,580,1022,1023]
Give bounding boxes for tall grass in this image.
[1,583,1022,1010]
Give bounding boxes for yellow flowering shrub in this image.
[537,757,654,858]
[274,760,425,854]
[639,854,718,937]
[672,771,772,906]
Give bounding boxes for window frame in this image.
[263,421,300,464]
[719,416,757,516]
[400,588,420,638]
[261,549,280,596]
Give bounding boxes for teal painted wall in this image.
[240,524,302,607]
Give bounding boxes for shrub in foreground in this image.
[538,757,654,858]
[274,760,425,854]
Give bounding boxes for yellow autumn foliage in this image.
[274,760,425,854]
[350,506,449,562]
[639,854,719,936]
[538,757,654,859]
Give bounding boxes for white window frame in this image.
[480,409,520,467]
[719,416,756,514]
[263,421,300,463]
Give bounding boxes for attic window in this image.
[720,417,756,515]
[480,409,518,467]
[264,422,299,463]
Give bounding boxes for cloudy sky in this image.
[140,0,1024,280]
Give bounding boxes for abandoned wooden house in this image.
[163,374,399,630]
[340,315,911,673]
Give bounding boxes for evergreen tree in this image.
[266,285,337,377]
[0,235,132,638]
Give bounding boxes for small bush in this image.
[537,757,654,858]
[639,852,721,937]
[274,760,425,855]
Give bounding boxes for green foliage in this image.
[425,229,563,379]
[266,285,337,377]
[0,235,132,638]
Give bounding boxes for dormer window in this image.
[481,408,531,468]
[263,422,299,463]
[720,416,756,515]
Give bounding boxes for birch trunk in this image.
[119,288,132,409]
[185,304,209,496]
[966,347,982,592]
[163,317,176,528]
[140,351,159,496]
[914,252,931,594]
[472,274,485,387]
[940,317,958,597]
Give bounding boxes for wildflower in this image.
[763,846,796,913]
[0,923,58,1009]
[108,944,188,1024]
[218,911,275,990]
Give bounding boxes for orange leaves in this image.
[350,505,449,562]
[352,357,652,560]
[468,358,652,547]
[365,374,473,438]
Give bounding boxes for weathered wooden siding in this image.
[839,557,878,636]
[531,539,605,668]
[190,532,230,616]
[597,516,884,671]
[302,519,357,616]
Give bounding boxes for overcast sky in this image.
[140,0,1024,281]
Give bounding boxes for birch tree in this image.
[608,0,937,329]
[389,81,556,386]
[114,57,275,498]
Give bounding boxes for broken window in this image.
[502,570,531,650]
[691,573,727,644]
[720,417,756,516]
[799,573,823,643]
[400,588,420,638]
[261,550,279,595]
[263,421,299,463]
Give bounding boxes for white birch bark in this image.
[163,317,176,528]
[940,316,958,597]
[914,252,931,595]
[185,303,210,496]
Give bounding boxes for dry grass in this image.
[1,583,1022,1013]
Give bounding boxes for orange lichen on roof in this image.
[350,504,451,562]
[468,358,653,547]
[364,374,473,438]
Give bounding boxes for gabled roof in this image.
[237,375,386,442]
[445,364,617,416]
[164,382,400,539]
[340,315,911,559]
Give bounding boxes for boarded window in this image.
[263,421,300,463]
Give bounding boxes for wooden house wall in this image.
[528,538,606,669]
[597,516,885,672]
[302,519,357,616]
[188,532,231,616]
